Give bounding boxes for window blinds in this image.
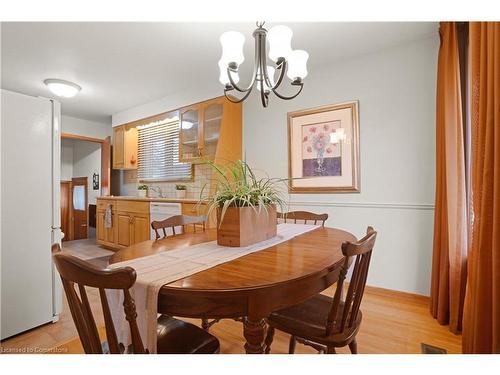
[137,119,192,181]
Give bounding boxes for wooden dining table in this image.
[110,226,356,354]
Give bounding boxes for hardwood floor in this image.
[0,283,462,354]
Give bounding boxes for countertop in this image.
[97,196,204,204]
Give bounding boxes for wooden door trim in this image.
[61,133,105,144]
[101,136,111,196]
[60,180,74,241]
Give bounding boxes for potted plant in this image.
[175,184,187,199]
[137,184,148,198]
[201,160,286,247]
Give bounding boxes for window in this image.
[137,118,192,181]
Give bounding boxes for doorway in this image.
[71,177,88,240]
[60,133,111,241]
[61,177,88,241]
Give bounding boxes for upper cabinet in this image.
[179,97,240,163]
[112,96,242,171]
[112,125,138,170]
[179,105,201,161]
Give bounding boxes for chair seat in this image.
[268,294,362,347]
[156,315,220,354]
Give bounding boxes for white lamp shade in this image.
[286,50,309,80]
[44,79,81,98]
[268,25,293,62]
[219,31,245,66]
[218,59,240,85]
[257,66,275,91]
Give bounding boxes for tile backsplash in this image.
[119,163,214,200]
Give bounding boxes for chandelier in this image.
[218,22,309,107]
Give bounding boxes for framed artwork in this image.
[287,101,360,193]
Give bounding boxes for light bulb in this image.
[44,79,81,98]
[286,50,309,80]
[219,31,245,66]
[268,25,293,62]
[257,66,275,91]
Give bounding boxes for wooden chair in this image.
[264,227,377,354]
[52,244,220,354]
[150,215,217,331]
[151,214,207,240]
[277,211,328,226]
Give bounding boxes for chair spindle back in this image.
[277,211,328,226]
[326,227,377,336]
[52,244,146,354]
[151,214,207,240]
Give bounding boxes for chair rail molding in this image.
[288,200,435,211]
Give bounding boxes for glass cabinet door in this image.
[202,102,223,159]
[179,107,200,161]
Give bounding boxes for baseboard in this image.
[364,284,430,303]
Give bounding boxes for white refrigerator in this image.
[1,89,63,340]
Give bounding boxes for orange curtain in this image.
[430,22,468,334]
[462,22,500,354]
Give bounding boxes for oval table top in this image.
[110,226,356,292]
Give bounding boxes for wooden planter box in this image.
[217,205,277,247]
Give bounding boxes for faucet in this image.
[148,185,163,198]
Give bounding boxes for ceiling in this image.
[1,22,437,123]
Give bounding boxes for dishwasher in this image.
[149,202,182,239]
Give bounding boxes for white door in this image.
[1,90,56,339]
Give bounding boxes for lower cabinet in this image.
[96,198,211,250]
[117,212,132,247]
[97,199,151,250]
[132,214,150,244]
[96,210,115,247]
[116,212,150,248]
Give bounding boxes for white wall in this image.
[244,35,439,296]
[61,139,74,181]
[73,141,101,205]
[62,115,112,139]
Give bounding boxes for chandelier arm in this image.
[224,86,254,103]
[272,82,304,100]
[268,59,287,90]
[227,68,250,93]
[259,73,269,107]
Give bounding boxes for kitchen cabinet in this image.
[132,214,150,244]
[112,125,138,169]
[116,212,132,247]
[96,198,150,250]
[96,197,214,249]
[179,97,241,163]
[96,210,115,248]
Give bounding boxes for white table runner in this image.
[106,223,319,353]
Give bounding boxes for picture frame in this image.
[287,101,360,193]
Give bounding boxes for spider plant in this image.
[200,160,288,226]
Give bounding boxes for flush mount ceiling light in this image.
[44,79,81,98]
[219,22,309,107]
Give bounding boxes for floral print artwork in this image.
[301,121,342,177]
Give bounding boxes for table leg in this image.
[243,317,267,354]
